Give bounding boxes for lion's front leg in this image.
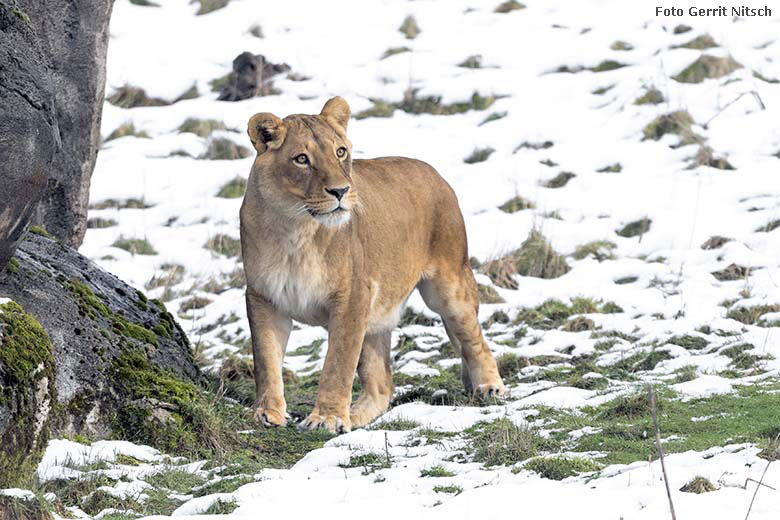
[246,291,292,427]
[300,293,369,434]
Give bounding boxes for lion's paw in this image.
[254,406,288,427]
[474,381,506,399]
[299,412,351,434]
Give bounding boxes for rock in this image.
[217,51,290,101]
[26,0,115,247]
[0,233,201,483]
[0,2,60,274]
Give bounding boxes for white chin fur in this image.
[315,210,351,228]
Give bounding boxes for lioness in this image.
[240,97,505,433]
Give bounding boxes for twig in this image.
[384,432,391,467]
[745,461,773,520]
[648,385,677,520]
[703,90,765,128]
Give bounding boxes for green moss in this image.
[65,278,159,346]
[0,302,56,488]
[6,256,19,274]
[524,456,601,480]
[216,176,247,198]
[28,226,53,239]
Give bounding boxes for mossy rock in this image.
[0,301,57,488]
[0,232,199,447]
[672,55,742,84]
[673,34,717,50]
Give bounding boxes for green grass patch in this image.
[464,147,495,164]
[339,453,391,474]
[216,176,247,198]
[106,121,150,141]
[420,465,455,477]
[178,118,227,138]
[524,456,601,480]
[433,484,463,495]
[112,237,157,255]
[205,234,241,257]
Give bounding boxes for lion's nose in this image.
[325,186,349,201]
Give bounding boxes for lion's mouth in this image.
[308,206,348,217]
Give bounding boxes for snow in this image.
[3,0,780,518]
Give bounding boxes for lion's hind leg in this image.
[418,265,505,398]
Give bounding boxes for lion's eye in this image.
[294,154,309,165]
[336,147,347,159]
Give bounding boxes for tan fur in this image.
[240,97,505,433]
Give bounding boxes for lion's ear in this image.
[320,96,350,132]
[247,113,287,153]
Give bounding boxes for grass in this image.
[216,176,247,198]
[433,484,463,495]
[145,468,205,493]
[179,295,212,313]
[86,217,117,229]
[673,55,741,84]
[178,118,227,138]
[573,240,616,261]
[596,163,622,173]
[458,55,482,69]
[479,111,507,125]
[480,230,570,289]
[691,145,735,170]
[634,87,664,105]
[112,237,157,255]
[477,283,504,304]
[495,0,525,13]
[727,304,780,325]
[616,218,651,238]
[368,418,420,431]
[357,90,496,118]
[610,40,633,51]
[542,171,576,188]
[464,147,495,164]
[339,453,391,474]
[680,476,716,493]
[89,197,153,210]
[105,121,149,141]
[499,195,535,213]
[673,34,717,50]
[203,499,238,514]
[193,475,255,497]
[420,465,455,478]
[107,84,168,108]
[354,99,396,119]
[524,456,601,480]
[145,263,185,289]
[380,46,411,60]
[667,335,708,350]
[201,138,252,160]
[590,60,627,72]
[399,15,420,39]
[205,234,241,257]
[195,0,229,16]
[464,418,551,467]
[643,111,698,144]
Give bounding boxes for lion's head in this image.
[246,97,357,228]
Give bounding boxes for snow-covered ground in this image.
[12,0,780,518]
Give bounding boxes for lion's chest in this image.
[247,237,330,325]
